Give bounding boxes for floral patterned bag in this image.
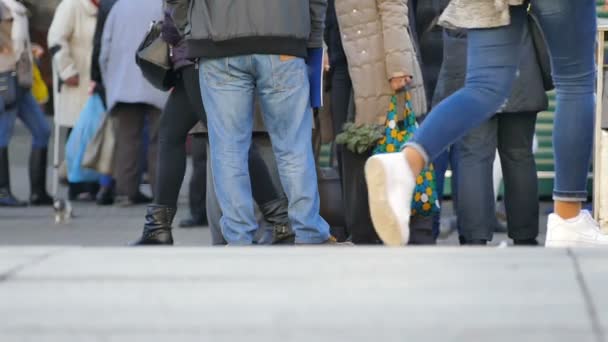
[373,91,440,217]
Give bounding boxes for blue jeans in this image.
[0,87,51,148]
[199,55,330,244]
[408,1,596,202]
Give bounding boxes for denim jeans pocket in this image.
[200,58,233,89]
[269,55,305,91]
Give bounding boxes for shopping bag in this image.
[373,90,440,217]
[31,63,49,104]
[82,113,116,175]
[65,94,105,183]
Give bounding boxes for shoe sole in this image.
[365,157,407,247]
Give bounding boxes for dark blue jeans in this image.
[407,1,596,202]
[456,112,539,242]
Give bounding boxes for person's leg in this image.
[205,139,227,245]
[330,62,352,181]
[145,106,161,199]
[199,56,258,244]
[532,0,595,218]
[497,111,539,244]
[366,6,527,246]
[180,134,208,227]
[0,105,25,206]
[248,142,282,206]
[132,74,199,245]
[455,117,498,244]
[431,149,448,237]
[253,55,330,244]
[16,90,52,205]
[113,104,145,201]
[341,148,380,244]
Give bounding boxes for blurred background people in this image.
[89,0,117,205]
[0,0,52,207]
[48,0,99,201]
[99,0,166,206]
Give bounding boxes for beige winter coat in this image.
[48,0,97,127]
[439,0,525,30]
[335,0,427,125]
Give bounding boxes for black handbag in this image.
[135,21,175,91]
[0,71,17,111]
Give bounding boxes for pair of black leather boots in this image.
[132,198,293,246]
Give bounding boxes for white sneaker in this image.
[545,210,608,247]
[364,152,415,246]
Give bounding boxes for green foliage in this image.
[335,122,385,154]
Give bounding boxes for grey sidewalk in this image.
[0,247,606,341]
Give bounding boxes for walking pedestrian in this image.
[0,0,52,207]
[365,0,604,247]
[99,0,167,206]
[433,19,548,245]
[179,0,336,245]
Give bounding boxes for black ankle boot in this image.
[513,238,539,246]
[131,204,177,246]
[259,198,294,245]
[459,236,488,245]
[29,148,53,206]
[0,147,26,207]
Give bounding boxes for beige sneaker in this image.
[546,210,608,247]
[364,152,415,246]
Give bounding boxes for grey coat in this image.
[173,0,326,59]
[99,0,167,111]
[432,23,548,114]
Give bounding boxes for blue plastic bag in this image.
[65,94,106,183]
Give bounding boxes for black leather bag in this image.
[0,71,17,111]
[135,21,175,91]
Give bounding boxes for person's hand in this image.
[88,81,97,95]
[32,44,44,59]
[390,76,412,92]
[323,51,330,72]
[64,75,80,87]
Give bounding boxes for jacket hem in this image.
[186,37,308,59]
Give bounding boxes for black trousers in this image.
[188,135,208,222]
[456,111,539,242]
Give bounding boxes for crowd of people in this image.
[0,0,602,247]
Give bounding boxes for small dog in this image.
[53,199,73,224]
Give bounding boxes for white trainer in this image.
[364,152,415,246]
[545,210,608,247]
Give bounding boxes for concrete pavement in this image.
[0,247,606,341]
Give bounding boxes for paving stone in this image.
[0,247,596,341]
